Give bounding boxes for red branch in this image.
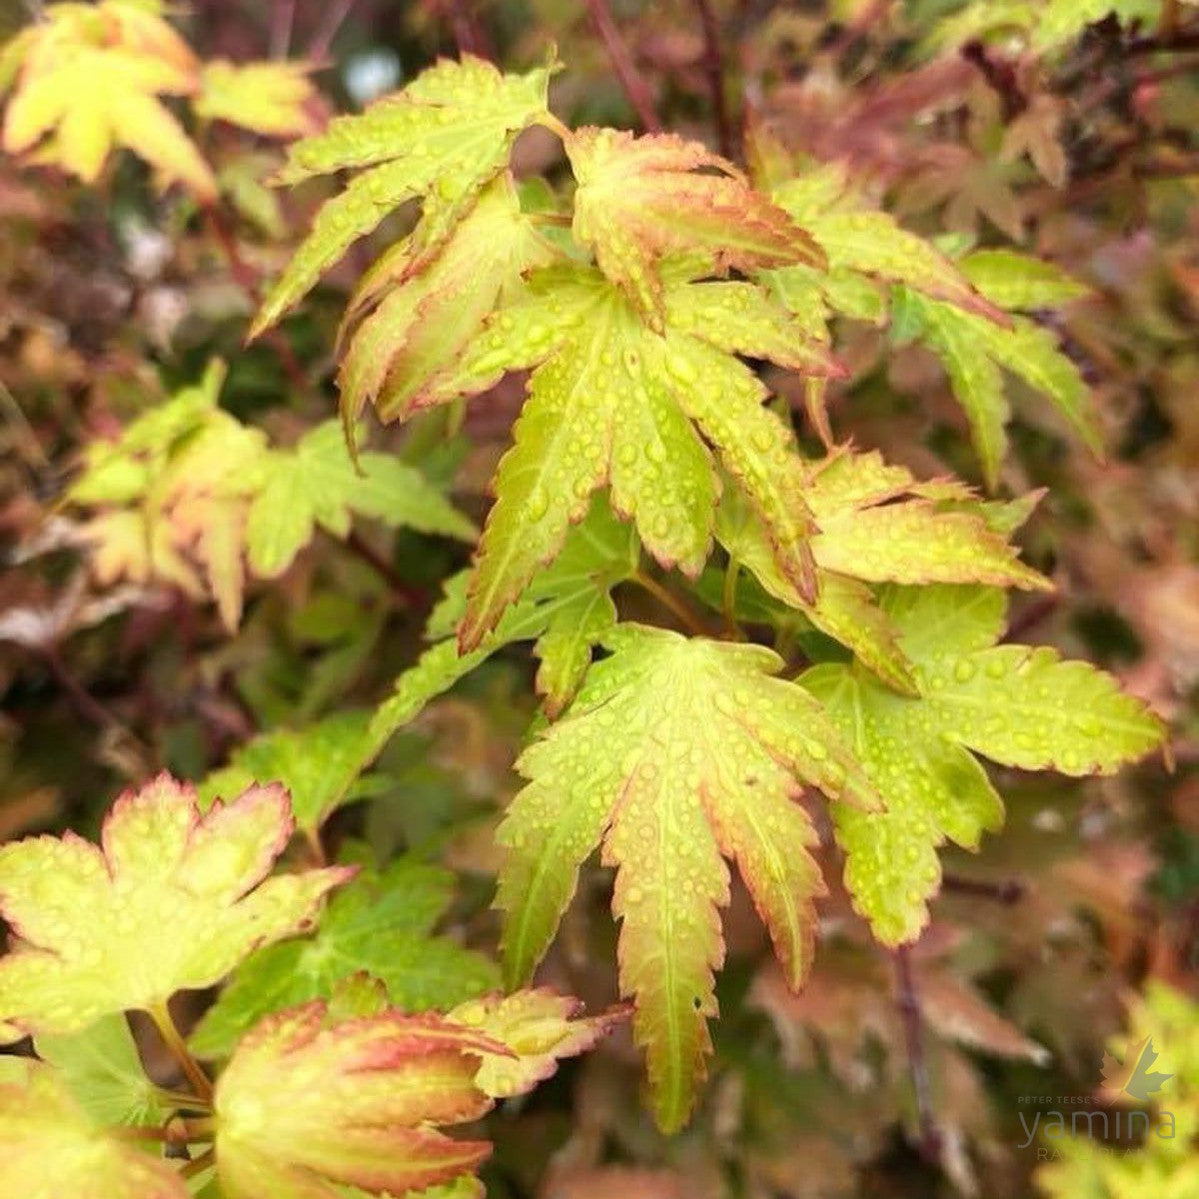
[583,0,662,132]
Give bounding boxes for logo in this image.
[1099,1036,1173,1104]
[1016,1036,1175,1156]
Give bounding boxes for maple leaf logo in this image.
[1099,1035,1173,1104]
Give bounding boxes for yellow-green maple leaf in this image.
[251,53,555,337]
[0,0,215,198]
[717,449,1051,693]
[194,59,319,138]
[495,622,880,1131]
[801,585,1165,945]
[0,774,352,1042]
[404,263,838,650]
[338,171,555,424]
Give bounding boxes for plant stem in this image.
[307,0,358,62]
[632,571,708,637]
[150,1004,214,1106]
[269,0,296,58]
[893,945,941,1167]
[337,529,426,609]
[583,0,662,132]
[721,557,742,638]
[690,0,734,157]
[942,872,1024,904]
[180,1149,216,1181]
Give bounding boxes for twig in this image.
[1126,23,1199,55]
[942,872,1025,904]
[338,529,427,609]
[40,646,120,730]
[203,205,258,296]
[690,0,733,157]
[1002,594,1059,643]
[437,0,493,59]
[583,0,662,132]
[631,571,710,637]
[179,1149,216,1181]
[894,944,941,1167]
[269,0,296,58]
[307,0,358,62]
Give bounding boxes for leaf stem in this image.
[582,0,662,132]
[893,945,941,1167]
[632,571,708,637]
[721,557,742,638]
[150,1004,214,1106]
[180,1149,216,1181]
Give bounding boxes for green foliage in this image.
[190,857,500,1057]
[801,585,1164,944]
[496,622,879,1130]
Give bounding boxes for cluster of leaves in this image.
[0,777,623,1198]
[0,0,319,201]
[64,360,474,629]
[0,1,1195,1198]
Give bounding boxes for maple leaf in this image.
[0,1059,186,1199]
[716,450,1051,693]
[194,59,320,138]
[0,0,215,199]
[190,858,499,1058]
[893,247,1102,488]
[565,127,825,331]
[244,420,476,580]
[495,622,880,1131]
[213,1001,503,1199]
[409,263,838,649]
[251,53,555,337]
[198,710,376,840]
[448,988,630,1099]
[1101,1035,1174,1103]
[69,367,472,629]
[36,1013,170,1126]
[338,171,556,425]
[0,774,352,1042]
[800,585,1166,946]
[759,163,1003,341]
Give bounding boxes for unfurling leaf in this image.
[496,623,879,1131]
[251,54,555,337]
[0,1060,186,1199]
[423,987,628,1091]
[0,774,352,1041]
[0,0,215,198]
[801,585,1165,945]
[338,172,555,424]
[214,1002,501,1199]
[448,988,630,1098]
